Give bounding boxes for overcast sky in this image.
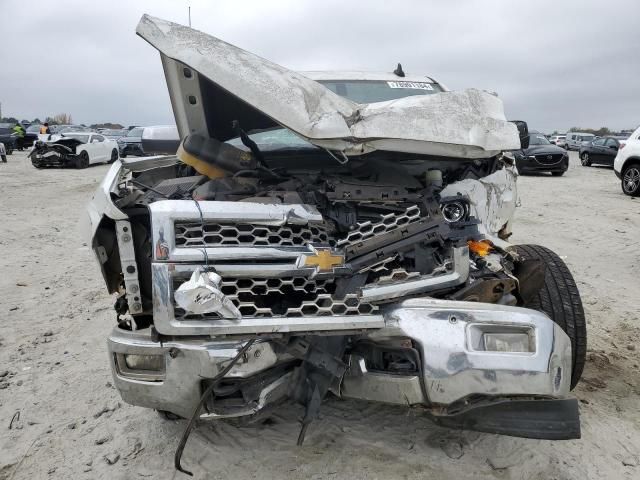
[1,0,638,133]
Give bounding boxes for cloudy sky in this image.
[1,0,638,133]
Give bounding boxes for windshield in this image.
[0,128,12,135]
[529,134,551,146]
[61,134,89,143]
[127,128,143,137]
[227,79,444,151]
[26,125,40,133]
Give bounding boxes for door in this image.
[88,134,108,163]
[602,138,619,166]
[590,137,606,162]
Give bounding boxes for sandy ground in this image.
[0,150,639,480]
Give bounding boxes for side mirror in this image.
[609,145,618,150]
[511,120,529,149]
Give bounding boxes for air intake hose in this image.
[177,133,257,179]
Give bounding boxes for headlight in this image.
[440,199,470,223]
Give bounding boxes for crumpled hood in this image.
[136,14,520,159]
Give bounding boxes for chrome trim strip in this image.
[358,246,469,302]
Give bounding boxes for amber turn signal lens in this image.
[468,239,493,257]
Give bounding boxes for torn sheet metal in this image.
[136,14,520,158]
[440,163,519,246]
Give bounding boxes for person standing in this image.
[12,123,25,149]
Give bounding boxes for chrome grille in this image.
[173,276,377,318]
[534,153,564,165]
[336,205,422,247]
[174,221,334,248]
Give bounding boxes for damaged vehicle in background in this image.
[87,16,586,473]
[30,132,119,168]
[117,127,145,157]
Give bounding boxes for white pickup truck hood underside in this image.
[137,15,520,158]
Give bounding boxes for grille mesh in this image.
[173,276,377,319]
[336,205,422,247]
[174,222,334,248]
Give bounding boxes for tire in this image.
[621,162,640,196]
[580,152,591,166]
[551,171,565,177]
[76,151,90,169]
[512,244,586,390]
[109,149,118,164]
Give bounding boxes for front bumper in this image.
[516,155,569,173]
[108,299,573,429]
[30,150,77,168]
[118,142,144,156]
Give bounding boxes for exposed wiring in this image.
[174,338,257,476]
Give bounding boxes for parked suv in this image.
[514,130,569,176]
[614,126,640,196]
[87,16,586,472]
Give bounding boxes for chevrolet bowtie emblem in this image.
[303,248,345,272]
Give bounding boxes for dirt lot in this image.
[0,150,639,479]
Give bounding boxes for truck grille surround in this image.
[149,201,389,334]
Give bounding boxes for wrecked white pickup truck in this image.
[87,15,586,473]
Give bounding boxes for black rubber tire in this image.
[580,152,591,166]
[551,171,565,177]
[512,244,586,390]
[76,151,90,169]
[109,149,118,164]
[621,162,640,197]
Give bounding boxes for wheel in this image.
[121,153,127,158]
[551,171,565,177]
[512,244,586,390]
[109,149,118,164]
[621,163,640,196]
[76,151,90,169]
[580,152,591,166]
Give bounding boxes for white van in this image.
[566,132,595,150]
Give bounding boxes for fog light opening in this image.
[482,332,532,353]
[124,353,165,371]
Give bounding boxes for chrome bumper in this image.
[108,299,571,418]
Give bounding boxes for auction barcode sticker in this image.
[387,81,434,90]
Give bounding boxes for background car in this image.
[514,131,569,176]
[117,126,145,157]
[0,125,17,154]
[565,132,595,150]
[549,134,566,146]
[101,128,127,140]
[579,136,626,167]
[613,127,640,196]
[29,132,119,168]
